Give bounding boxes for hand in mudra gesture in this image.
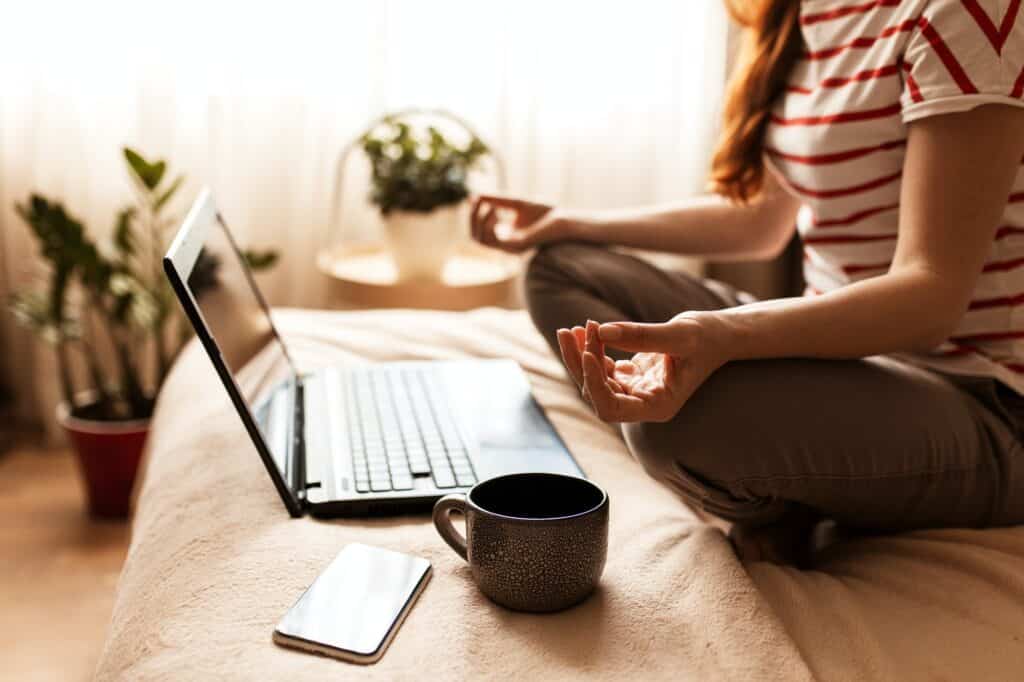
[557,318,726,424]
[469,194,572,253]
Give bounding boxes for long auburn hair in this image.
[710,0,804,203]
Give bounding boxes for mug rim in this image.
[466,472,608,523]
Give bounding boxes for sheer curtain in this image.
[0,0,730,426]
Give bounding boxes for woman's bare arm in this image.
[701,104,1024,359]
[568,104,1024,425]
[471,171,801,260]
[567,171,801,260]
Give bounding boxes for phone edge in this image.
[271,562,433,665]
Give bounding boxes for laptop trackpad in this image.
[471,393,583,479]
[474,446,584,479]
[441,360,585,480]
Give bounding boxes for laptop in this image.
[164,188,583,518]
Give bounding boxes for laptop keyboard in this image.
[339,366,477,494]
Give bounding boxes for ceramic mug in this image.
[432,472,609,613]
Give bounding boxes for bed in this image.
[95,308,1024,681]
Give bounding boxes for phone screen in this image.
[275,543,431,659]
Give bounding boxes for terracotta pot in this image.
[383,203,464,281]
[56,401,149,519]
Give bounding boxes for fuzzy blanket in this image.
[95,308,1024,681]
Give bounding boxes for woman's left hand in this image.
[556,316,728,423]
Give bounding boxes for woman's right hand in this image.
[469,194,577,253]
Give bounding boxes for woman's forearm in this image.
[563,179,800,260]
[700,266,967,363]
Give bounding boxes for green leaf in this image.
[150,160,166,189]
[109,274,159,329]
[9,291,51,330]
[187,248,221,297]
[9,291,80,344]
[243,249,279,271]
[360,117,490,214]
[123,147,166,190]
[113,207,136,258]
[153,174,184,212]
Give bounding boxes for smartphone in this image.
[273,543,431,664]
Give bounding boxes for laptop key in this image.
[355,479,370,493]
[455,472,476,487]
[433,469,456,489]
[409,460,431,476]
[370,478,392,492]
[391,475,414,491]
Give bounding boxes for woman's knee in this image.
[621,405,742,487]
[622,420,683,482]
[524,242,610,294]
[523,242,623,352]
[623,416,788,524]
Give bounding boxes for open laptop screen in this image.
[187,219,288,394]
[165,190,300,512]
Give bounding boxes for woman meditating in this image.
[470,0,1024,563]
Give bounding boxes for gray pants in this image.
[525,242,1024,530]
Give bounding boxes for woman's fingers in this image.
[475,194,529,213]
[597,321,689,354]
[496,221,538,251]
[583,321,603,404]
[563,323,634,406]
[582,351,647,422]
[470,197,509,250]
[479,205,498,246]
[471,195,558,254]
[476,194,549,227]
[614,359,637,375]
[571,326,591,401]
[470,196,485,243]
[572,326,586,353]
[585,319,605,358]
[581,351,612,416]
[557,328,584,388]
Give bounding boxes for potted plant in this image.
[9,149,276,518]
[361,116,489,280]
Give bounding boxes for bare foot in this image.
[729,510,820,567]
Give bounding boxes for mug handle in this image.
[432,494,468,561]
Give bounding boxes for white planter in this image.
[383,204,464,281]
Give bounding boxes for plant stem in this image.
[150,198,170,386]
[90,292,148,417]
[50,266,75,409]
[54,339,76,409]
[154,310,169,386]
[112,334,147,414]
[79,311,115,415]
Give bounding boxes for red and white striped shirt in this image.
[765,0,1024,392]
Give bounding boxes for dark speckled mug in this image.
[433,472,609,613]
